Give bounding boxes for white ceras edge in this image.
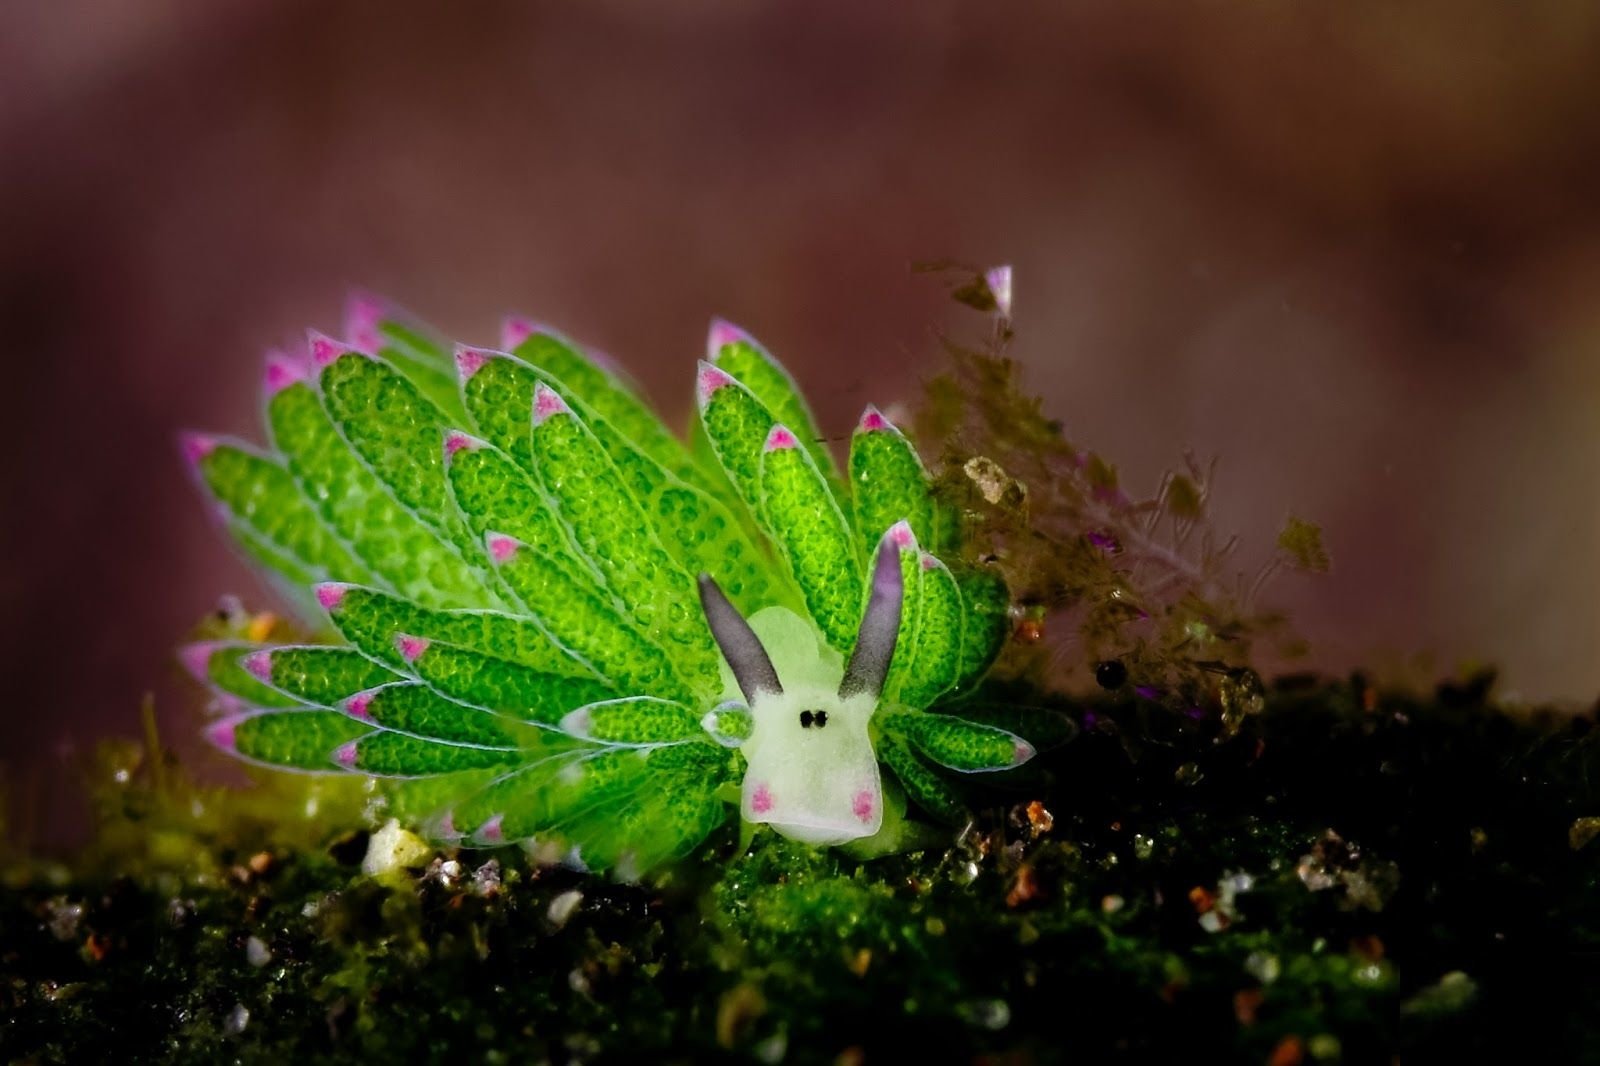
[697,526,909,846]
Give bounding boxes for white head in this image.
[698,533,904,845]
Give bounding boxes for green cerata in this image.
[179,295,1027,879]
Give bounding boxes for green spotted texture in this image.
[195,643,301,709]
[879,530,925,707]
[849,410,936,549]
[697,373,777,510]
[324,586,590,678]
[267,381,492,609]
[490,540,689,700]
[758,432,863,652]
[347,731,521,777]
[443,434,590,579]
[712,336,845,507]
[529,391,719,689]
[403,639,616,725]
[568,697,702,745]
[229,711,370,772]
[703,702,754,744]
[195,442,374,585]
[878,732,967,825]
[350,683,529,749]
[899,555,964,708]
[185,308,1019,875]
[258,646,398,705]
[881,712,1025,773]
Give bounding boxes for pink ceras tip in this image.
[500,316,539,350]
[919,552,941,571]
[1013,739,1037,765]
[315,584,349,611]
[308,332,352,368]
[179,432,217,466]
[334,742,360,768]
[763,425,798,452]
[478,815,505,843]
[241,650,273,682]
[858,405,891,433]
[887,520,917,550]
[206,720,238,752]
[343,291,387,355]
[486,534,519,564]
[532,383,569,424]
[396,635,430,662]
[697,362,734,403]
[706,317,751,359]
[443,431,475,460]
[263,354,306,395]
[454,345,493,381]
[985,264,1013,318]
[345,692,375,722]
[179,643,216,681]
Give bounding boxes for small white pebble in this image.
[362,819,432,876]
[225,1003,250,1035]
[547,889,583,929]
[245,936,272,968]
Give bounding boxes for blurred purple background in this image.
[5,2,1600,836]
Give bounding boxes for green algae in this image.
[6,676,1600,1062]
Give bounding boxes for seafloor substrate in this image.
[4,675,1600,1063]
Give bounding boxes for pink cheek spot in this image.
[697,363,734,403]
[334,742,360,769]
[751,784,774,815]
[486,534,519,564]
[315,583,349,611]
[852,789,876,822]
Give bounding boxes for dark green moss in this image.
[6,677,1600,1063]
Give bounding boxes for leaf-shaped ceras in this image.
[180,296,1030,878]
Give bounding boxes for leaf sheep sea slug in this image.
[179,295,1031,878]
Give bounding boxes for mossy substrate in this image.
[5,676,1599,1063]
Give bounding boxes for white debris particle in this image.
[547,889,583,929]
[245,936,272,968]
[361,818,432,876]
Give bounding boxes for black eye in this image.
[814,711,828,728]
[799,710,814,728]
